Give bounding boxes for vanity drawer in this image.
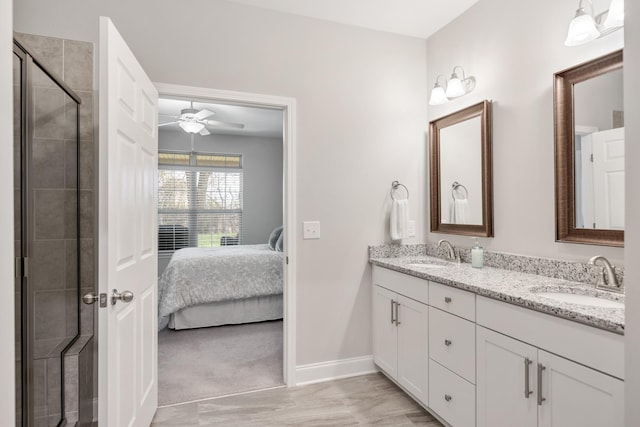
[429,359,476,427]
[429,281,475,321]
[373,266,429,304]
[429,307,476,383]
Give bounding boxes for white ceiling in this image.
[222,0,479,39]
[158,97,283,139]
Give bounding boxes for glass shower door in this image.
[14,41,81,427]
[14,47,24,427]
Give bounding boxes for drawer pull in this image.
[444,296,452,303]
[444,394,452,402]
[524,357,533,398]
[537,363,546,406]
[444,339,452,347]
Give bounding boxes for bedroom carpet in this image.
[158,320,284,406]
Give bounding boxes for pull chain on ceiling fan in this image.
[159,101,245,135]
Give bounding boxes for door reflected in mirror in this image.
[429,100,493,237]
[554,49,623,246]
[573,69,624,231]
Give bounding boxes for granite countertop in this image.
[370,256,624,335]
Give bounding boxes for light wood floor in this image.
[151,372,443,426]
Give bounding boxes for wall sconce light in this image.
[428,75,448,106]
[428,66,476,106]
[565,0,624,46]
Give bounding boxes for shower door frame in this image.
[13,39,82,427]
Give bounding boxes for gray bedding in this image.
[158,244,283,330]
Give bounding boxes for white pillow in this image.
[275,231,284,252]
[268,226,283,250]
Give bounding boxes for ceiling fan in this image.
[159,102,245,135]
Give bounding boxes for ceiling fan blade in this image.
[158,121,179,127]
[204,119,245,129]
[199,128,211,136]
[194,109,215,120]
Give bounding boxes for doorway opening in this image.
[154,84,296,406]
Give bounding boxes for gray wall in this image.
[426,0,624,264]
[158,128,284,245]
[14,0,428,366]
[625,0,640,424]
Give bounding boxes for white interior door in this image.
[592,127,624,230]
[98,17,159,426]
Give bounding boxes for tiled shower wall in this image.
[15,32,96,425]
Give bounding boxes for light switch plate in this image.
[303,221,321,239]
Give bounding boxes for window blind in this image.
[158,152,243,252]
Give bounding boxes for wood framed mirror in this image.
[429,100,493,237]
[554,50,623,247]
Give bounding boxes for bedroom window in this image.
[158,152,243,251]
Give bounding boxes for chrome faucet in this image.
[438,239,460,263]
[588,256,622,293]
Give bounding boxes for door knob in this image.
[82,292,99,305]
[111,289,134,305]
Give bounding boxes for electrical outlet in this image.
[303,221,321,239]
[408,220,416,237]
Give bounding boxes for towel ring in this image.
[390,181,409,201]
[451,181,469,201]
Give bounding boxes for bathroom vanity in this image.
[370,256,624,427]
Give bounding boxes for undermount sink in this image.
[533,290,624,309]
[405,261,450,269]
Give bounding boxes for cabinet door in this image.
[476,326,537,427]
[538,350,624,427]
[373,285,398,377]
[397,295,429,404]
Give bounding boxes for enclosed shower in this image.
[14,39,81,426]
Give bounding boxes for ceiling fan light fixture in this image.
[179,121,205,134]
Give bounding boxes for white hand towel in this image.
[390,199,409,241]
[449,198,469,225]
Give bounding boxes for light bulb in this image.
[179,121,205,134]
[603,0,624,28]
[446,77,465,98]
[565,9,600,46]
[429,85,448,105]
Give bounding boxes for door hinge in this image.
[286,256,289,265]
[590,153,594,162]
[15,257,29,278]
[593,222,597,229]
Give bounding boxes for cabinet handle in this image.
[395,302,401,325]
[537,363,546,406]
[390,300,396,324]
[444,339,452,347]
[444,394,452,402]
[444,296,452,303]
[524,358,533,398]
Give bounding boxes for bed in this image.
[158,243,284,330]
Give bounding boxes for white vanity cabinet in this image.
[371,265,624,427]
[372,267,429,404]
[476,297,624,427]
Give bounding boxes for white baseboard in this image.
[295,355,378,386]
